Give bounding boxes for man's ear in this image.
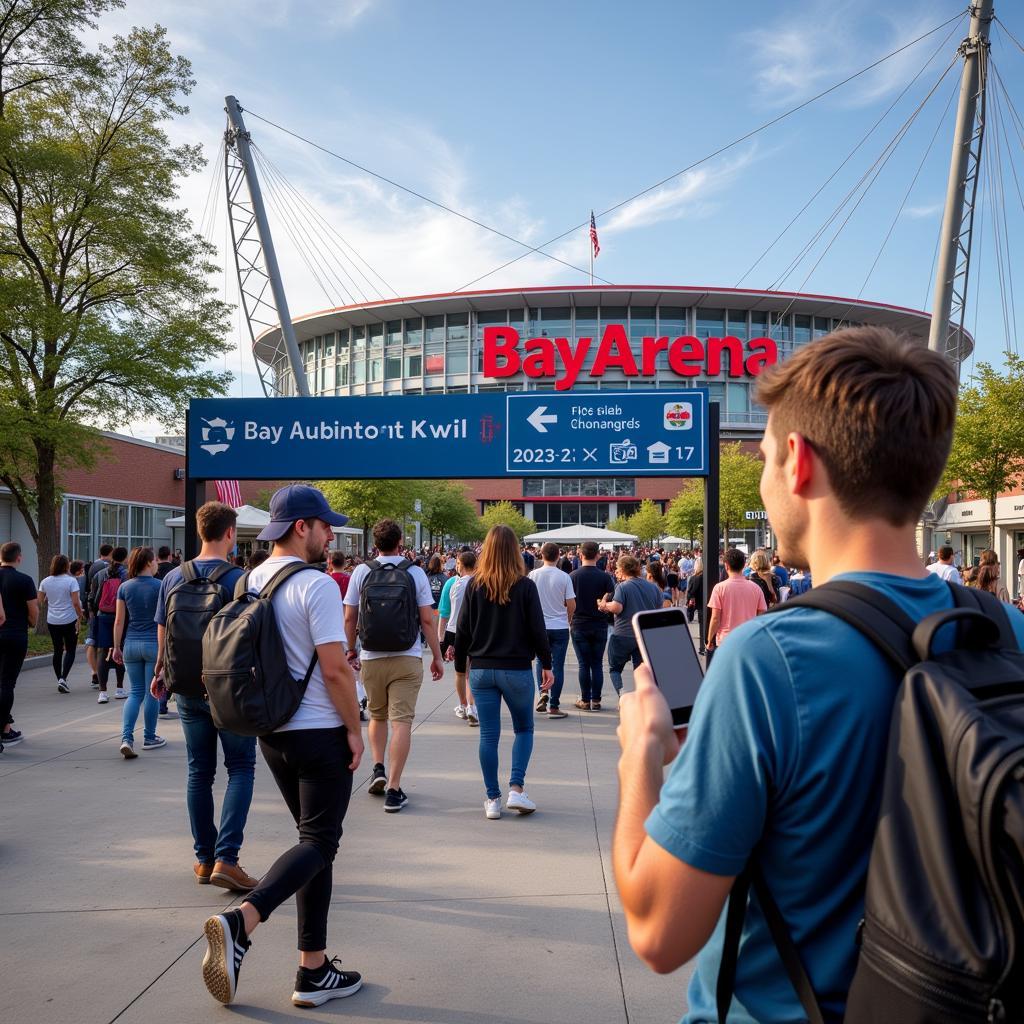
[788,433,815,495]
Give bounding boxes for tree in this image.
[478,501,536,541]
[718,443,764,545]
[606,513,633,535]
[627,499,666,544]
[415,480,478,545]
[317,479,417,550]
[0,11,231,586]
[938,356,1024,548]
[665,480,704,543]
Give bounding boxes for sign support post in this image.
[702,402,720,644]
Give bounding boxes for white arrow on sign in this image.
[527,405,558,433]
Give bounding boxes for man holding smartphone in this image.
[610,327,1010,1022]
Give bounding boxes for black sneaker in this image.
[368,762,387,795]
[91,674,100,689]
[383,787,408,813]
[202,908,250,1004]
[1,729,23,747]
[291,956,363,1007]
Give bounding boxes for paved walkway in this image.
[3,643,696,1024]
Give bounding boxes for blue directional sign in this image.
[186,390,708,480]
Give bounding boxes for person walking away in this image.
[92,546,128,702]
[706,548,767,659]
[977,562,1012,603]
[529,542,576,718]
[569,540,615,710]
[666,560,680,607]
[438,550,478,724]
[155,546,175,580]
[38,554,83,693]
[0,542,37,751]
[454,525,552,818]
[647,560,673,607]
[611,326,1020,1022]
[112,547,165,757]
[200,484,366,1009]
[154,501,256,891]
[598,555,661,700]
[685,557,706,653]
[747,550,780,609]
[344,518,444,813]
[327,551,364,716]
[1016,546,1024,601]
[926,544,961,583]
[426,554,447,612]
[84,543,112,687]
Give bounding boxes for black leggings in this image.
[97,649,125,691]
[48,622,79,680]
[246,728,353,952]
[0,636,28,733]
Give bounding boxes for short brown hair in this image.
[127,547,155,579]
[196,501,238,542]
[580,540,599,560]
[373,518,403,552]
[541,542,560,562]
[458,550,477,570]
[618,554,641,577]
[755,326,957,526]
[937,545,954,561]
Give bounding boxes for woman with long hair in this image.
[977,562,1012,603]
[454,526,552,819]
[38,553,83,694]
[686,557,706,653]
[748,550,779,608]
[646,561,672,608]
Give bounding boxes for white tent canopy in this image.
[164,504,363,543]
[659,536,693,547]
[523,524,638,546]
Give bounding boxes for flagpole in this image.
[589,217,594,286]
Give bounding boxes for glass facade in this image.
[67,498,179,559]
[523,478,636,497]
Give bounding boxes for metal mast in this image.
[224,95,310,397]
[928,1,993,361]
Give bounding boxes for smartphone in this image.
[632,608,704,726]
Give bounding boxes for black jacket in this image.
[454,576,552,673]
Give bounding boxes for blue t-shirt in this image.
[154,559,245,626]
[772,565,790,588]
[645,572,1024,1024]
[437,574,458,619]
[118,576,162,642]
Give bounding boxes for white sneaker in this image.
[465,704,479,726]
[114,688,127,700]
[57,678,69,693]
[97,692,109,704]
[119,741,137,759]
[506,790,536,815]
[484,798,501,820]
[454,704,467,719]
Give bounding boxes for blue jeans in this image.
[534,628,570,709]
[607,633,643,695]
[571,624,609,702]
[470,668,535,800]
[121,639,158,745]
[176,693,257,865]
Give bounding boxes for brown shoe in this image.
[194,861,214,885]
[210,861,259,891]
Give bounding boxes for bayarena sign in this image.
[482,325,777,390]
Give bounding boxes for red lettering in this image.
[667,336,704,377]
[554,336,592,390]
[641,336,669,375]
[590,324,639,377]
[745,337,778,375]
[483,326,520,377]
[523,336,555,377]
[706,336,744,377]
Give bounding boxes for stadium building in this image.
[253,285,972,548]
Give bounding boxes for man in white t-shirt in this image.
[528,542,576,719]
[200,484,366,1009]
[344,518,444,813]
[925,544,962,584]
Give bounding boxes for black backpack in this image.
[717,580,1024,1024]
[162,560,237,698]
[358,558,419,652]
[201,562,320,736]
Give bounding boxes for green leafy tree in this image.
[0,10,231,585]
[718,443,764,545]
[938,356,1024,547]
[415,480,478,545]
[478,500,536,541]
[665,480,704,543]
[606,513,633,534]
[317,479,417,550]
[627,498,666,544]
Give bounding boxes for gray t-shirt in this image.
[611,576,663,637]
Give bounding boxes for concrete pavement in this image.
[2,643,695,1024]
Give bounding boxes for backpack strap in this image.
[773,580,918,673]
[393,557,412,571]
[259,560,320,599]
[948,582,1020,651]
[718,864,825,1024]
[366,558,382,571]
[180,560,198,583]
[207,561,237,585]
[233,570,252,601]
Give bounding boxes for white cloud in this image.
[901,201,943,219]
[324,0,379,30]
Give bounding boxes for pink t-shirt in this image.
[708,576,767,642]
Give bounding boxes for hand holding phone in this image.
[632,608,704,726]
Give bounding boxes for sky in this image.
[89,0,1024,439]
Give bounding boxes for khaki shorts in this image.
[361,656,423,724]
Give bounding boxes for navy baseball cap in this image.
[256,484,349,541]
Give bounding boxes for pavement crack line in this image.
[577,709,631,1024]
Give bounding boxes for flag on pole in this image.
[589,210,600,259]
[215,480,244,508]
